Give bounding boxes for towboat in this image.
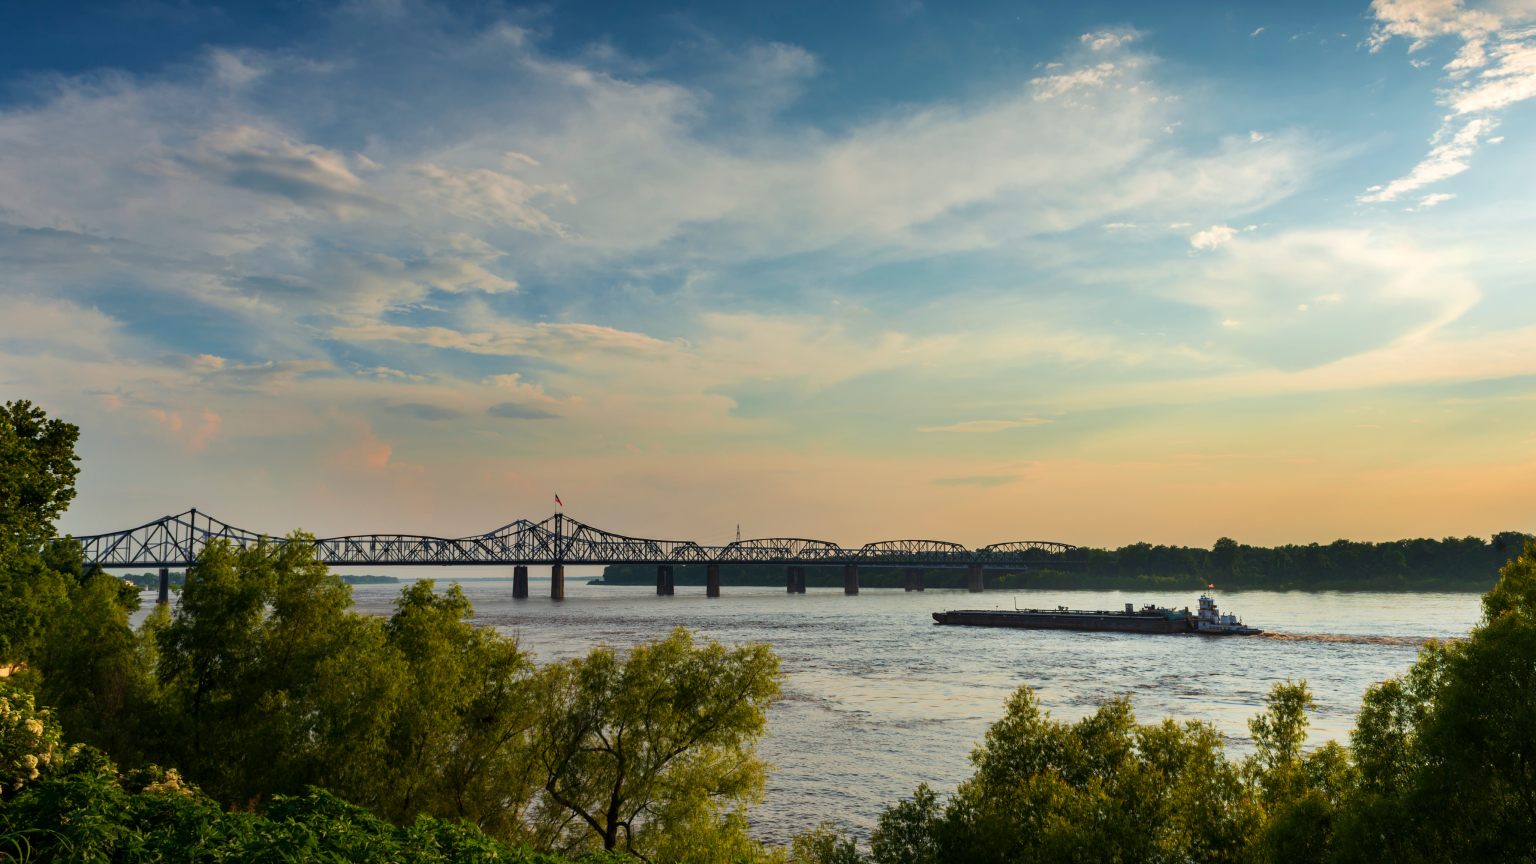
[1192,593,1264,635]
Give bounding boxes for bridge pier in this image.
[786,566,796,593]
[967,564,984,593]
[844,564,859,595]
[157,567,169,605]
[658,565,669,596]
[513,565,528,599]
[551,564,565,600]
[665,565,675,595]
[905,568,924,592]
[706,564,720,597]
[798,567,807,593]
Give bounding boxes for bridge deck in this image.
[71,510,1086,570]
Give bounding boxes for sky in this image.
[5,0,1536,549]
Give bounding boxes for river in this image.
[328,571,1478,844]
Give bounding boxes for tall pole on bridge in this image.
[551,511,565,600]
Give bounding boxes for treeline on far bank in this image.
[596,532,1533,593]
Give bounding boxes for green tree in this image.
[155,542,547,837]
[0,401,80,668]
[534,627,781,861]
[0,401,79,557]
[35,563,152,765]
[1245,680,1354,864]
[790,822,861,864]
[365,580,542,838]
[868,784,938,864]
[1336,541,1536,862]
[880,686,1261,864]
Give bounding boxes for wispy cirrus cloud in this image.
[1361,0,1536,202]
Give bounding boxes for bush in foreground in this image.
[0,730,602,864]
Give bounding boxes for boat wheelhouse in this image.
[1193,593,1264,635]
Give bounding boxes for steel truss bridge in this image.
[74,509,1084,571]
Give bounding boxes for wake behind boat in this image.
[932,593,1264,636]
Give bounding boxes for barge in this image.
[933,594,1263,636]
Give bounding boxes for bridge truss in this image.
[73,510,1086,570]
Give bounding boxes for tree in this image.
[534,627,781,861]
[1335,541,1536,862]
[873,686,1261,864]
[35,563,152,765]
[0,401,80,668]
[0,400,79,558]
[155,543,547,837]
[1245,680,1355,864]
[365,580,543,838]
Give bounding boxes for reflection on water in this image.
[138,571,1483,843]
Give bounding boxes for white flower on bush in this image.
[2,685,63,792]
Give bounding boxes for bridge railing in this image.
[68,510,1088,570]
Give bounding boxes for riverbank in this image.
[590,564,1496,593]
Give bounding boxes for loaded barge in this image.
[932,593,1263,636]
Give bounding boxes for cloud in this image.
[163,355,331,389]
[487,402,562,419]
[331,320,680,360]
[1411,192,1459,209]
[385,402,463,420]
[1190,225,1238,249]
[1359,117,1497,201]
[1147,229,1480,369]
[484,372,558,402]
[1362,0,1536,201]
[159,126,388,218]
[410,161,573,234]
[919,419,1051,433]
[1079,31,1135,51]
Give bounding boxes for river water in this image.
[138,572,1483,843]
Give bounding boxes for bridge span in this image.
[74,510,1086,604]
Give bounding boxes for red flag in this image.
[555,494,563,507]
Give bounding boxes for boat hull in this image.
[932,610,1191,634]
[1194,626,1265,636]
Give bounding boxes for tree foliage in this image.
[535,627,780,861]
[0,400,79,558]
[0,737,586,864]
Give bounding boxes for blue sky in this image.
[5,0,1536,547]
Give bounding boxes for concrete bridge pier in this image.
[786,566,796,593]
[658,565,670,596]
[513,565,529,599]
[844,564,859,595]
[665,566,675,595]
[157,567,169,605]
[551,564,565,600]
[706,564,721,597]
[967,564,984,593]
[796,567,807,593]
[905,568,924,592]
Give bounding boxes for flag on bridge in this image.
[555,494,564,507]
